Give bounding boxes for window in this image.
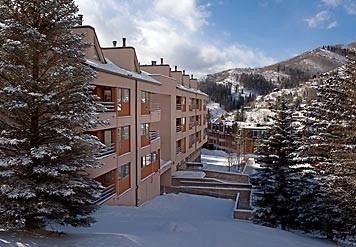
[140,123,149,136]
[141,91,149,104]
[119,163,130,180]
[151,151,158,162]
[104,130,112,146]
[118,126,130,142]
[103,88,112,102]
[141,154,151,168]
[118,88,130,111]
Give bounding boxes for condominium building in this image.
[207,120,268,161]
[72,24,208,206]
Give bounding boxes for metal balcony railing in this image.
[94,184,116,205]
[96,143,115,159]
[99,101,115,112]
[176,146,181,155]
[149,130,160,141]
[176,103,182,110]
[176,125,182,132]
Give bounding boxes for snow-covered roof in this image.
[176,83,208,97]
[85,59,160,84]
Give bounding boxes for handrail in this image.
[176,103,182,110]
[94,184,116,205]
[176,125,182,132]
[98,101,115,112]
[96,143,115,159]
[149,130,160,141]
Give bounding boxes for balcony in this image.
[176,146,182,155]
[141,103,161,123]
[149,103,160,112]
[96,143,115,159]
[149,130,160,141]
[176,104,182,110]
[99,102,115,112]
[176,125,182,132]
[94,184,116,205]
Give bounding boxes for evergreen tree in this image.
[295,48,356,240]
[251,95,300,230]
[0,0,102,230]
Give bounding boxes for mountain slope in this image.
[203,45,347,95]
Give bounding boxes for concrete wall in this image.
[203,170,250,184]
[137,172,161,205]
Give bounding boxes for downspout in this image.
[194,92,198,159]
[135,79,139,206]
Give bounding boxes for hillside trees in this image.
[0,0,102,230]
[239,73,275,95]
[198,80,236,111]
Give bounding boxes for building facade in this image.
[207,120,268,162]
[72,25,208,206]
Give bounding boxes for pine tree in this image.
[251,95,300,230]
[296,48,356,240]
[0,0,102,230]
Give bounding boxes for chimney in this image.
[152,61,157,65]
[175,66,177,71]
[183,70,185,75]
[191,74,194,79]
[77,14,83,25]
[113,40,117,47]
[160,58,164,65]
[122,37,126,47]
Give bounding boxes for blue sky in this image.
[75,0,356,77]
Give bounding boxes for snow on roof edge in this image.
[85,59,160,85]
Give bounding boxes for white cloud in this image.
[344,2,356,15]
[320,0,356,15]
[327,21,338,29]
[75,0,275,77]
[305,10,331,28]
[321,0,342,7]
[154,0,209,32]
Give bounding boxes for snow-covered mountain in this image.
[203,44,349,98]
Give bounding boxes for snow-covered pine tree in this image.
[251,94,300,230]
[295,48,356,240]
[0,0,102,230]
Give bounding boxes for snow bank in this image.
[172,170,206,178]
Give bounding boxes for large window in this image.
[103,88,112,102]
[141,91,149,104]
[140,123,149,136]
[151,151,158,162]
[119,163,130,180]
[118,126,130,142]
[118,88,130,111]
[141,154,151,168]
[103,130,112,146]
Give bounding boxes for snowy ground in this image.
[0,193,336,247]
[201,148,242,173]
[207,101,227,119]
